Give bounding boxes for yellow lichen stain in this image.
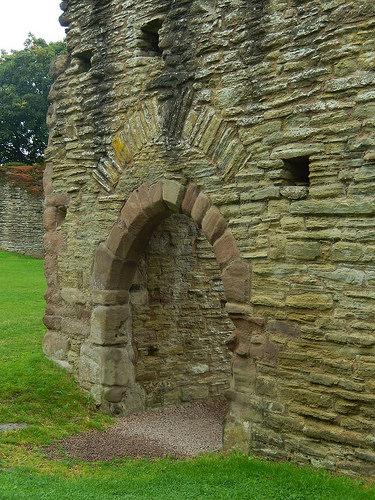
[112,135,132,164]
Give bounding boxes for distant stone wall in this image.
[0,168,44,257]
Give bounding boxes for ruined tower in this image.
[44,0,375,475]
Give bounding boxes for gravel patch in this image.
[45,397,229,461]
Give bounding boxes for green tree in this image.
[0,34,65,165]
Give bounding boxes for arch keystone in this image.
[162,180,186,211]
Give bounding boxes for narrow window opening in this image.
[282,156,310,186]
[147,346,159,357]
[130,283,142,293]
[56,206,67,227]
[140,19,163,56]
[76,51,93,73]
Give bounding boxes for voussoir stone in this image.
[162,180,186,211]
[221,259,250,303]
[213,229,240,268]
[181,183,200,215]
[191,192,211,226]
[201,206,227,244]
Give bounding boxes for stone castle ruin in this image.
[44,0,374,475]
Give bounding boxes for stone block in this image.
[136,183,152,211]
[79,343,131,387]
[181,183,200,215]
[43,206,58,231]
[92,243,137,290]
[266,320,301,338]
[43,165,53,196]
[190,364,209,374]
[120,190,149,232]
[101,346,131,386]
[106,223,131,259]
[43,314,61,330]
[221,258,250,303]
[331,242,363,262]
[138,182,167,218]
[250,187,280,201]
[201,206,227,244]
[43,331,70,361]
[149,181,164,205]
[280,186,308,200]
[162,180,185,211]
[225,302,254,317]
[280,216,305,231]
[91,304,131,345]
[79,342,101,385]
[191,192,211,226]
[286,241,321,260]
[290,199,375,216]
[43,231,66,254]
[213,229,240,269]
[103,386,126,403]
[61,287,88,305]
[45,193,69,208]
[91,289,129,306]
[364,151,375,161]
[61,317,90,338]
[286,293,333,310]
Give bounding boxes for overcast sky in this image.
[0,0,65,52]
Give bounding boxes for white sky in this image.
[0,0,65,52]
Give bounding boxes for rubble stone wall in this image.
[0,174,44,257]
[44,0,375,476]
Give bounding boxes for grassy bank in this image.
[0,251,373,499]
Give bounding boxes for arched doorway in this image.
[79,180,250,416]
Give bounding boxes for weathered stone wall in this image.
[44,0,375,476]
[131,214,231,407]
[0,171,44,257]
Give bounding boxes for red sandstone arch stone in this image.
[79,179,251,410]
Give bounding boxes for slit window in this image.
[282,156,310,186]
[140,19,163,56]
[76,51,92,73]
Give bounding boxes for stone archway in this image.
[79,179,250,414]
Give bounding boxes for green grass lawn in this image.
[0,250,373,499]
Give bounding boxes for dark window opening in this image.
[76,51,93,73]
[282,156,310,186]
[56,206,67,227]
[141,19,163,56]
[147,346,159,356]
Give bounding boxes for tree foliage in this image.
[0,35,65,165]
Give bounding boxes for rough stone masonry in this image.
[43,0,375,476]
[0,166,44,257]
